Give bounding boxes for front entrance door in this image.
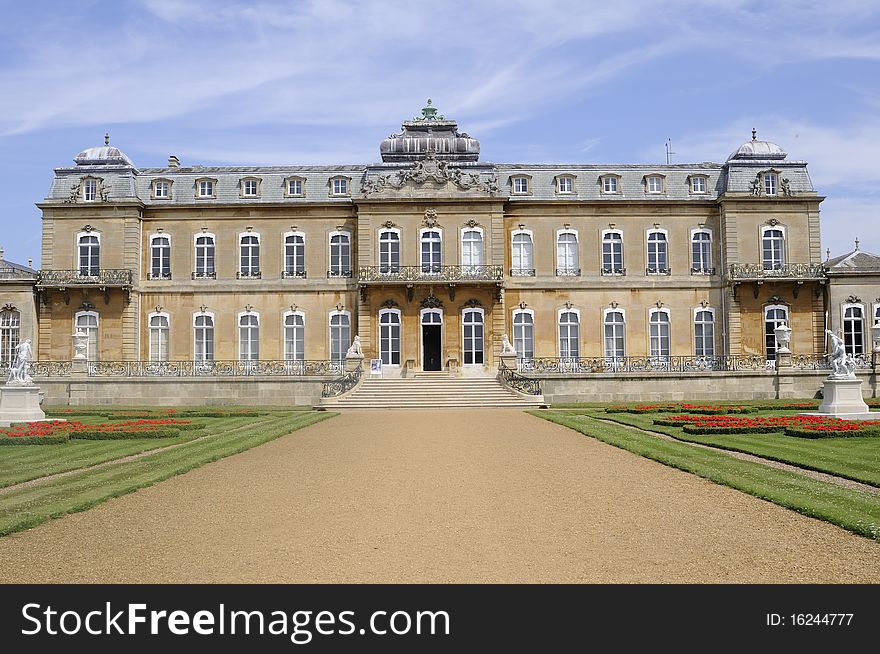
[422,325,441,371]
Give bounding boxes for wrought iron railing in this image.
[509,268,536,277]
[328,270,353,278]
[146,272,172,280]
[0,361,72,377]
[236,271,262,279]
[87,360,343,377]
[600,267,626,276]
[791,353,872,371]
[691,267,716,275]
[322,364,363,398]
[646,267,671,275]
[518,355,771,374]
[36,269,133,287]
[282,270,308,278]
[497,359,542,395]
[728,263,825,280]
[556,268,581,276]
[358,265,503,283]
[191,271,216,280]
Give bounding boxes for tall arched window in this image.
[647,230,669,274]
[78,233,100,276]
[602,230,624,274]
[558,309,580,359]
[194,233,216,278]
[512,310,534,361]
[461,228,483,267]
[420,229,442,273]
[694,308,715,357]
[75,311,99,360]
[762,227,785,270]
[148,312,169,362]
[379,229,400,273]
[764,305,788,361]
[329,311,351,362]
[329,232,351,277]
[239,312,260,360]
[284,232,306,277]
[283,312,305,362]
[556,230,579,276]
[691,230,712,274]
[511,230,534,276]
[843,305,864,356]
[194,312,214,361]
[150,234,171,279]
[462,308,484,365]
[379,309,401,365]
[603,309,626,360]
[239,233,260,278]
[0,309,20,365]
[649,309,670,363]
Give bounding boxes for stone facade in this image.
[12,103,879,393]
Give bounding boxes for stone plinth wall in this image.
[536,370,877,404]
[36,377,328,407]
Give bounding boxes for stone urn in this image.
[774,323,792,354]
[73,329,88,361]
[873,320,880,353]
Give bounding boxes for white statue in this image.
[73,329,88,361]
[825,330,856,379]
[6,338,34,386]
[345,335,363,358]
[873,320,880,353]
[500,334,517,355]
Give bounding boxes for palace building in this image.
[2,100,876,406]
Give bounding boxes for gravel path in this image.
[1,410,878,583]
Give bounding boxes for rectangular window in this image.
[330,313,351,362]
[329,234,351,276]
[154,181,169,198]
[691,176,706,193]
[285,234,306,277]
[284,314,305,362]
[332,178,347,195]
[150,236,171,279]
[198,180,214,197]
[239,235,260,277]
[764,173,777,195]
[78,235,100,276]
[243,180,258,196]
[602,232,624,274]
[149,315,169,362]
[513,177,529,194]
[647,176,663,193]
[603,177,618,193]
[288,179,303,195]
[83,179,97,201]
[0,310,20,365]
[694,310,715,357]
[557,177,573,193]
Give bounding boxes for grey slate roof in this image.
[0,257,37,278]
[825,250,880,273]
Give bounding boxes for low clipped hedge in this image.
[72,428,185,440]
[610,404,757,415]
[0,433,70,446]
[784,424,880,439]
[681,424,773,435]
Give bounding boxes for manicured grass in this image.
[592,409,880,488]
[533,411,880,542]
[0,410,335,537]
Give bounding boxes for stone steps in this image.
[320,376,546,409]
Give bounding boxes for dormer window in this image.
[82,179,98,202]
[556,175,575,194]
[152,179,171,200]
[330,177,349,196]
[764,172,778,196]
[197,179,216,199]
[645,175,665,194]
[286,177,304,197]
[601,175,619,194]
[690,175,707,194]
[240,177,260,198]
[511,176,530,195]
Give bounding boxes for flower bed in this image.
[1,418,201,444]
[607,404,756,415]
[653,414,880,438]
[0,421,71,445]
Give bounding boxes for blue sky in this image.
[1,0,879,265]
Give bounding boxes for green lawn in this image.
[534,411,880,542]
[0,409,335,537]
[589,408,880,488]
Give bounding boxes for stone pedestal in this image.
[0,384,47,427]
[500,354,518,370]
[775,352,792,370]
[344,354,364,373]
[812,378,872,419]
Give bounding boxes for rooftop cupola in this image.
[380,99,480,162]
[727,128,787,161]
[74,132,134,166]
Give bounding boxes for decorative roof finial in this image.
[855,237,860,251]
[751,128,757,141]
[104,131,110,146]
[826,247,831,261]
[416,98,442,121]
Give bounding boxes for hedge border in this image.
[0,434,70,446]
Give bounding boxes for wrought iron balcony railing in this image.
[358,265,503,283]
[328,269,353,278]
[646,267,671,275]
[556,268,581,277]
[600,267,626,276]
[322,363,363,398]
[146,271,172,281]
[192,271,216,280]
[509,268,536,277]
[497,359,542,395]
[517,355,772,374]
[728,263,825,280]
[282,270,307,279]
[87,359,344,377]
[236,271,262,279]
[0,361,72,377]
[36,269,133,288]
[691,267,716,275]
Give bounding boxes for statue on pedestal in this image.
[346,335,363,358]
[825,330,856,379]
[5,339,33,386]
[500,334,517,355]
[73,329,89,361]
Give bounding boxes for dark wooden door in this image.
[422,325,441,371]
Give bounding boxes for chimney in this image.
[168,155,180,168]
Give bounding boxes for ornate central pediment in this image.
[361,150,498,198]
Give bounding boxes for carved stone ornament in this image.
[382,220,395,229]
[381,299,399,309]
[845,295,862,304]
[655,300,664,308]
[360,149,499,196]
[423,208,438,227]
[766,218,780,227]
[464,219,480,228]
[419,292,443,309]
[462,298,482,308]
[768,295,785,304]
[82,224,95,232]
[79,301,95,311]
[1,303,17,312]
[610,300,619,309]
